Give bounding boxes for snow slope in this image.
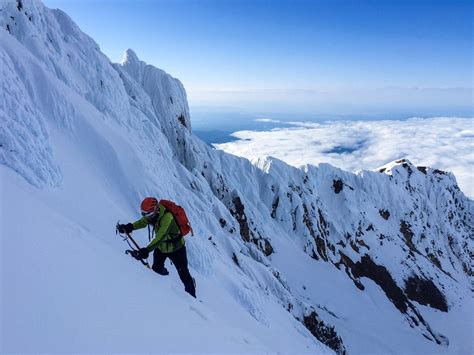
[1,1,472,354]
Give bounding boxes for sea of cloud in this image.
[215,117,473,198]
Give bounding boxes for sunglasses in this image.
[141,210,156,218]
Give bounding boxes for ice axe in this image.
[116,221,150,268]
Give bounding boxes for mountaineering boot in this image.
[184,277,196,298]
[152,265,169,276]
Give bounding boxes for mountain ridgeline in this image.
[1,1,472,353]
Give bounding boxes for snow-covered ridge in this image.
[215,116,474,198]
[1,1,472,354]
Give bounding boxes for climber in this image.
[117,197,196,298]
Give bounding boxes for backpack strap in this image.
[147,224,152,242]
[160,205,181,237]
[149,208,182,248]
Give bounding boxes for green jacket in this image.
[132,204,184,254]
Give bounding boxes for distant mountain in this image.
[1,1,472,354]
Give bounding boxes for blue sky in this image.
[44,0,473,116]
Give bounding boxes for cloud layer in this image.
[215,117,474,198]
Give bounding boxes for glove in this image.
[132,248,150,260]
[118,223,133,234]
[138,248,149,259]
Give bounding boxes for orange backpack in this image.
[160,199,193,236]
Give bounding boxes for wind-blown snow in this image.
[1,1,472,354]
[215,117,474,197]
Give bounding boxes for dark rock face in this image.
[316,209,329,261]
[271,196,279,219]
[230,196,274,256]
[379,209,390,220]
[219,218,226,228]
[352,255,408,313]
[333,179,344,194]
[335,252,365,290]
[263,239,274,256]
[400,220,417,252]
[232,252,240,267]
[336,255,447,345]
[177,114,187,128]
[404,276,448,312]
[303,311,346,355]
[426,251,442,270]
[433,169,448,175]
[230,196,250,242]
[303,204,315,237]
[417,166,427,175]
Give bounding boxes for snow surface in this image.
[1,1,473,354]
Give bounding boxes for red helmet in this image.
[141,197,158,218]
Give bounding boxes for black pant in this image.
[152,245,196,297]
